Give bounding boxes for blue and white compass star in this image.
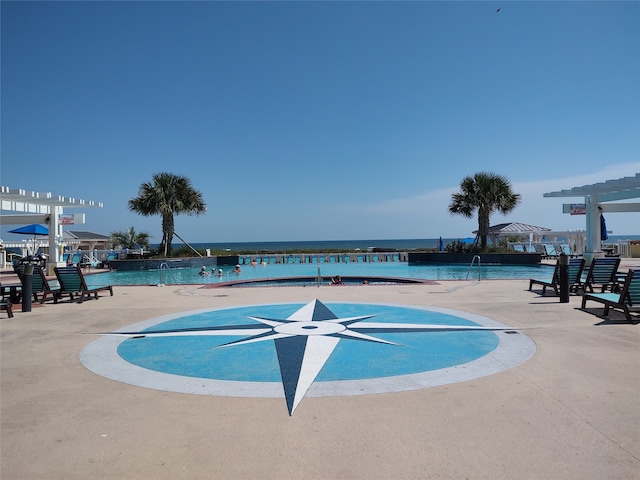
[100,299,518,415]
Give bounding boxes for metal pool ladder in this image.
[158,262,178,286]
[466,255,481,281]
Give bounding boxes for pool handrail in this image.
[466,255,481,281]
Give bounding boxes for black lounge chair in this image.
[14,264,59,304]
[576,256,621,294]
[529,258,585,295]
[581,269,640,322]
[53,266,113,303]
[0,285,13,318]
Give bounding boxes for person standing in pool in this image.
[233,264,242,274]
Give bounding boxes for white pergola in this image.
[543,173,640,260]
[0,186,103,271]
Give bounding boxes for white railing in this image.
[466,255,481,281]
[158,262,179,287]
[617,241,630,258]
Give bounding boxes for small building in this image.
[474,222,552,243]
[473,222,587,254]
[63,231,110,251]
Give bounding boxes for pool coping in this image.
[200,275,437,288]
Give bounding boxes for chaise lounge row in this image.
[13,265,113,304]
[529,256,639,322]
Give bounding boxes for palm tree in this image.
[109,227,151,250]
[448,172,521,250]
[128,172,206,256]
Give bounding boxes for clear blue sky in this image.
[1,1,638,243]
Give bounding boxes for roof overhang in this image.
[542,173,639,256]
[543,173,640,202]
[1,186,103,214]
[473,222,552,236]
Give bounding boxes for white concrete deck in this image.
[1,263,639,479]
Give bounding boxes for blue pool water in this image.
[84,261,552,286]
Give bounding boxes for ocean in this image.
[162,235,640,253]
[163,238,461,253]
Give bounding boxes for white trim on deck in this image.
[0,186,103,272]
[543,174,640,261]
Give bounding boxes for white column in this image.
[584,195,601,263]
[47,206,64,275]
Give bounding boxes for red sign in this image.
[569,204,586,215]
[59,214,75,225]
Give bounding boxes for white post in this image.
[48,206,65,275]
[584,195,601,264]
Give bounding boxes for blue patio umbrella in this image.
[9,224,49,236]
[600,213,608,241]
[438,237,444,252]
[9,224,49,253]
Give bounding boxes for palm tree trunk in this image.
[162,213,174,256]
[478,208,490,250]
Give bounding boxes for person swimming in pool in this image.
[233,264,242,274]
[199,266,209,276]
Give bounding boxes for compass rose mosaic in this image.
[80,300,535,415]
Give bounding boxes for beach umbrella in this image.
[438,237,444,252]
[600,213,608,241]
[8,224,49,254]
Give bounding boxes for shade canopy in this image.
[8,224,49,236]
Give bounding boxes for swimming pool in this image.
[83,261,552,286]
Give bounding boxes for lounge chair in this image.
[103,252,119,268]
[558,244,574,256]
[0,285,13,318]
[53,266,113,303]
[529,258,585,295]
[581,269,640,322]
[576,256,621,294]
[68,252,83,266]
[14,264,59,304]
[541,244,559,258]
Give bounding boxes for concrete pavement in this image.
[1,270,639,479]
